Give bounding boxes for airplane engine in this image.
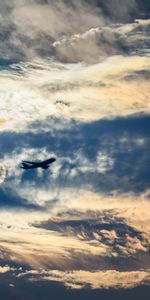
[42,165,49,169]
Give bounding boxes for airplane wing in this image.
[22,161,38,165]
[41,158,56,164]
[20,162,32,169]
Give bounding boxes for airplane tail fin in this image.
[20,162,30,169]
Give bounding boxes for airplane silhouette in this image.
[20,158,56,170]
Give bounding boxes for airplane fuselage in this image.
[20,157,56,170]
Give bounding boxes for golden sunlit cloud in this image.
[0,119,7,131]
[0,52,149,132]
[26,269,150,290]
[0,191,149,275]
[0,266,12,274]
[0,119,7,125]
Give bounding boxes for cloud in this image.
[0,163,6,184]
[0,0,104,63]
[0,1,149,297]
[0,1,149,63]
[0,113,149,210]
[16,268,150,290]
[0,265,12,274]
[0,192,149,269]
[35,212,149,257]
[0,53,149,134]
[52,20,150,63]
[0,187,149,291]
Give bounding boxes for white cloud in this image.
[0,51,149,133]
[0,163,7,184]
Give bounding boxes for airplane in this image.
[20,157,56,170]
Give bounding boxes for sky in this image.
[0,1,150,299]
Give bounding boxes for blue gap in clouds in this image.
[0,114,149,196]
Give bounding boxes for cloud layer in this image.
[0,0,149,295]
[0,1,149,63]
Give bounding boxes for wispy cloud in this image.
[0,1,149,63]
[0,1,149,294]
[20,269,150,290]
[0,52,149,133]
